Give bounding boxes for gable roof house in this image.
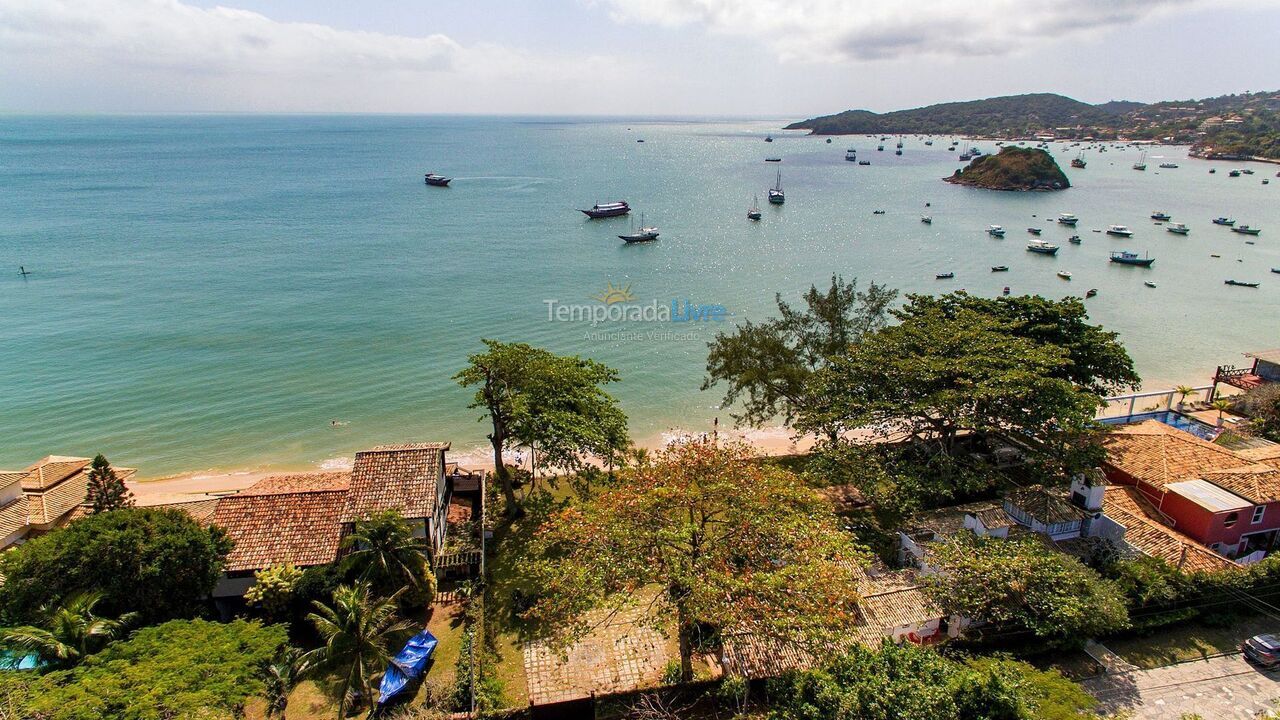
[0,456,138,550]
[341,443,453,552]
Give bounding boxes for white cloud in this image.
[0,0,637,112]
[595,0,1267,62]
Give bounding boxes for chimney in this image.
[1070,470,1106,513]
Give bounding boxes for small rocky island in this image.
[945,147,1070,191]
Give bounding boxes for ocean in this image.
[1,115,1277,476]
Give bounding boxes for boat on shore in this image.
[1110,250,1155,267]
[1167,223,1190,235]
[1057,213,1079,226]
[1232,225,1262,236]
[1225,279,1260,288]
[1027,240,1060,255]
[987,225,1006,237]
[424,173,452,187]
[580,201,631,218]
[1106,225,1134,237]
[767,171,785,205]
[618,213,659,243]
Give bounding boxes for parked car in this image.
[1243,634,1280,668]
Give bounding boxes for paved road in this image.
[1086,652,1280,719]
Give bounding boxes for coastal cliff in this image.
[944,147,1069,191]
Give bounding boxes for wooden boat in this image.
[1026,240,1060,255]
[936,272,954,279]
[1166,223,1189,235]
[1106,225,1134,237]
[1150,211,1171,221]
[1225,280,1260,288]
[1086,288,1098,298]
[1027,228,1042,235]
[767,171,785,205]
[1068,235,1082,244]
[1110,250,1155,267]
[1057,270,1073,280]
[580,201,630,218]
[1232,225,1262,235]
[1145,281,1157,288]
[424,173,452,187]
[991,266,1009,272]
[618,213,659,243]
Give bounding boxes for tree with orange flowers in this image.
[524,439,866,682]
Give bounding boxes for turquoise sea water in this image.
[1,116,1277,476]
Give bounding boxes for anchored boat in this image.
[1150,211,1171,221]
[1232,225,1262,236]
[580,201,631,218]
[618,213,659,243]
[1027,240,1060,255]
[1106,225,1134,237]
[1057,213,1079,226]
[767,171,785,205]
[987,225,1007,237]
[1225,279,1260,288]
[1110,250,1155,267]
[748,196,762,221]
[1166,223,1190,235]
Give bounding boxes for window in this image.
[1224,512,1239,528]
[1253,506,1267,524]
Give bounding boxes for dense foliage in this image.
[785,93,1125,137]
[703,275,896,435]
[84,454,133,514]
[924,535,1129,645]
[945,147,1069,191]
[0,508,230,625]
[1229,384,1280,443]
[305,582,416,717]
[455,339,629,516]
[0,592,134,670]
[341,510,435,608]
[16,619,285,720]
[526,439,868,681]
[765,641,1095,720]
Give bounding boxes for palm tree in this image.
[342,510,433,603]
[262,646,309,719]
[305,583,415,718]
[1213,398,1233,427]
[0,591,135,670]
[1175,384,1197,410]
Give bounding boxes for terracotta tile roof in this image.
[1005,485,1088,525]
[0,472,25,489]
[148,498,221,526]
[859,584,943,632]
[817,483,868,511]
[20,456,90,491]
[0,496,30,543]
[1103,420,1252,491]
[1103,486,1240,574]
[26,472,90,526]
[239,472,351,496]
[447,495,473,526]
[341,444,447,523]
[1199,465,1280,504]
[213,488,349,572]
[1236,445,1280,463]
[911,500,1005,538]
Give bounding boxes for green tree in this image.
[924,534,1129,646]
[526,439,867,682]
[341,510,435,606]
[262,646,310,720]
[305,583,415,718]
[1231,384,1280,442]
[85,454,133,514]
[0,591,135,670]
[703,275,896,436]
[455,340,630,517]
[0,507,231,625]
[19,619,285,720]
[245,563,307,621]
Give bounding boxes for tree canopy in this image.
[0,507,231,625]
[525,439,867,681]
[703,275,896,435]
[455,339,629,517]
[923,534,1129,645]
[85,454,133,514]
[16,619,286,720]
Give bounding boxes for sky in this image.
[1,0,1278,117]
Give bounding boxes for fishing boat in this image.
[1242,169,1255,175]
[1002,286,1011,295]
[424,173,452,187]
[1057,213,1079,226]
[872,210,886,215]
[1213,217,1236,226]
[1071,152,1086,168]
[845,150,857,161]
[1110,250,1155,267]
[580,201,631,218]
[1145,281,1157,288]
[1086,288,1098,298]
[764,135,773,142]
[765,157,782,162]
[1106,225,1134,237]
[936,272,954,279]
[921,216,932,224]
[1232,225,1262,235]
[991,266,1009,272]
[925,140,933,146]
[1209,168,1217,174]
[877,145,885,151]
[987,225,1007,237]
[858,160,871,165]
[1158,162,1179,169]
[1166,223,1190,235]
[1027,228,1042,235]
[895,149,903,155]
[1272,268,1280,275]
[1133,151,1147,171]
[747,196,762,221]
[618,213,659,243]
[1228,170,1241,177]
[1027,240,1060,255]
[1057,270,1073,280]
[767,171,785,205]
[896,140,903,149]
[1150,211,1171,221]
[1225,280,1260,288]
[1068,235,1082,244]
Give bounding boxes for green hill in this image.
[786,93,1127,137]
[944,147,1070,191]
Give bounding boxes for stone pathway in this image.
[1086,640,1139,674]
[1085,653,1280,719]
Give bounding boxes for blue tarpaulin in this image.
[377,630,438,705]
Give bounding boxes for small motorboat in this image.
[1151,211,1171,221]
[1209,168,1217,174]
[1213,217,1236,226]
[1225,279,1260,288]
[1110,250,1155,267]
[1145,281,1157,288]
[936,272,954,279]
[1057,213,1079,226]
[1158,162,1179,169]
[987,225,1006,237]
[921,216,932,224]
[1068,235,1082,244]
[845,150,857,161]
[858,160,871,165]
[580,200,631,218]
[1242,169,1255,175]
[1057,271,1073,280]
[1085,288,1098,298]
[1166,223,1190,235]
[765,157,782,162]
[1232,225,1262,235]
[1228,170,1241,177]
[1211,254,1221,258]
[1271,268,1280,274]
[764,135,774,142]
[1106,225,1134,237]
[872,210,887,215]
[991,265,1009,272]
[1002,286,1011,295]
[424,173,452,187]
[877,145,885,151]
[1027,228,1042,235]
[1027,240,1060,255]
[895,149,903,155]
[826,138,832,144]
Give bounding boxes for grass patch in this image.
[1106,613,1274,669]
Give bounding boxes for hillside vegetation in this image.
[944,147,1070,191]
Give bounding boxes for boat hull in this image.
[1110,257,1155,267]
[1106,231,1134,237]
[581,207,630,218]
[1027,247,1059,255]
[620,233,659,243]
